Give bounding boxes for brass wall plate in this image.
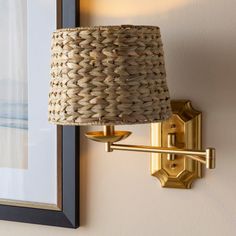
[151,100,202,189]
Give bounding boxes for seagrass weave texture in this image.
[49,25,172,125]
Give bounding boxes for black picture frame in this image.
[0,0,80,228]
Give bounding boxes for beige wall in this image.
[1,0,236,235]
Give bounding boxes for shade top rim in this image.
[53,25,160,33]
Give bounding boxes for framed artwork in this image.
[0,0,80,228]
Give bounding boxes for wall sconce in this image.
[49,25,216,189]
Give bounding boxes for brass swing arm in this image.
[103,126,216,169]
[108,143,215,169]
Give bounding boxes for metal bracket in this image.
[85,100,215,188]
[151,100,202,189]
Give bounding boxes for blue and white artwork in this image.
[0,0,28,169]
[0,0,57,205]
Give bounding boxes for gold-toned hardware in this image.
[103,125,115,136]
[85,100,216,189]
[151,100,205,188]
[167,133,176,161]
[104,125,115,152]
[110,143,209,157]
[170,163,177,169]
[206,148,216,169]
[85,129,131,143]
[110,143,215,168]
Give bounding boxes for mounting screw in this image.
[170,163,177,169]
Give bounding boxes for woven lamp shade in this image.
[48,25,172,126]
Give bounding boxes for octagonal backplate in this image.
[151,100,202,189]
